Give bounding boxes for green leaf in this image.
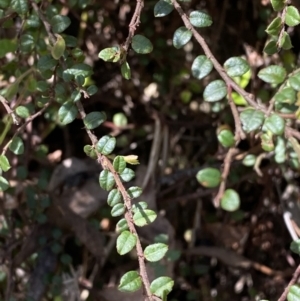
[107,188,122,207]
[144,243,168,262]
[11,0,28,14]
[263,114,285,135]
[0,39,17,58]
[98,46,121,62]
[189,11,212,28]
[258,65,286,84]
[58,102,77,125]
[131,35,153,54]
[150,277,174,298]
[289,73,300,91]
[240,109,265,133]
[71,90,82,102]
[290,239,300,255]
[83,111,106,130]
[288,285,300,301]
[37,55,57,72]
[261,132,274,152]
[63,63,92,81]
[113,156,126,173]
[270,0,285,11]
[275,87,296,104]
[116,218,129,232]
[20,34,34,53]
[203,80,227,102]
[263,40,278,55]
[83,145,97,159]
[265,17,282,36]
[217,129,235,148]
[224,57,250,77]
[0,155,11,171]
[278,32,293,50]
[220,189,240,212]
[173,26,192,49]
[121,61,131,80]
[132,201,148,212]
[231,92,247,106]
[116,231,137,255]
[275,136,286,163]
[154,0,174,17]
[113,113,128,127]
[9,136,24,155]
[118,271,142,293]
[0,176,9,191]
[51,15,71,33]
[133,209,157,227]
[285,6,300,27]
[191,55,213,80]
[99,170,115,191]
[120,168,135,182]
[16,106,30,118]
[196,168,221,188]
[127,186,142,198]
[111,203,125,217]
[51,35,66,60]
[87,85,98,96]
[242,154,256,167]
[96,135,116,155]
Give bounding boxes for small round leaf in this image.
[118,271,142,293]
[51,15,71,33]
[96,135,116,155]
[240,109,265,133]
[263,114,285,135]
[113,156,126,173]
[258,65,286,85]
[0,176,9,191]
[224,57,250,77]
[203,80,227,102]
[83,111,106,130]
[58,102,77,125]
[111,203,125,217]
[196,168,221,188]
[120,168,135,182]
[127,186,142,199]
[191,55,213,80]
[99,170,115,191]
[107,189,122,207]
[0,155,11,172]
[116,231,137,255]
[154,0,174,17]
[9,137,24,155]
[220,189,240,212]
[217,129,235,148]
[144,243,168,262]
[150,277,174,298]
[285,6,300,27]
[173,26,192,49]
[189,11,212,28]
[133,209,157,227]
[132,35,153,54]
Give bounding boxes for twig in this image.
[0,96,19,125]
[170,0,263,111]
[1,102,51,156]
[213,148,238,207]
[227,85,246,142]
[277,264,300,301]
[123,0,144,52]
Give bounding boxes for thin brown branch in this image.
[277,264,300,301]
[2,102,51,156]
[213,148,238,207]
[123,0,144,52]
[75,100,155,301]
[0,96,19,125]
[227,85,246,142]
[170,0,264,111]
